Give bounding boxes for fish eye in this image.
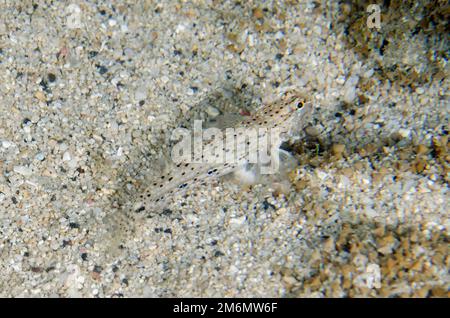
[297,101,304,109]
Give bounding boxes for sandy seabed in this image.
[0,1,448,297]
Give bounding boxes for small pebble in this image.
[416,144,428,155]
[206,106,220,118]
[398,128,411,138]
[14,165,32,176]
[35,153,46,161]
[342,75,359,104]
[252,8,264,19]
[35,91,46,102]
[97,65,108,75]
[305,125,321,137]
[134,86,148,101]
[63,151,72,161]
[415,87,425,95]
[2,140,12,148]
[332,144,345,156]
[48,73,56,82]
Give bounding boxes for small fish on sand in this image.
[137,90,313,211]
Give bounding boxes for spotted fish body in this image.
[138,90,312,211]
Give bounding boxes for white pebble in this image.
[59,143,68,152]
[63,151,72,161]
[1,140,12,148]
[229,216,246,226]
[336,76,345,85]
[398,128,411,138]
[35,153,45,161]
[342,75,359,104]
[315,170,328,181]
[415,87,425,95]
[134,86,147,101]
[206,106,220,118]
[175,24,186,33]
[14,165,32,176]
[68,158,78,169]
[363,69,374,78]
